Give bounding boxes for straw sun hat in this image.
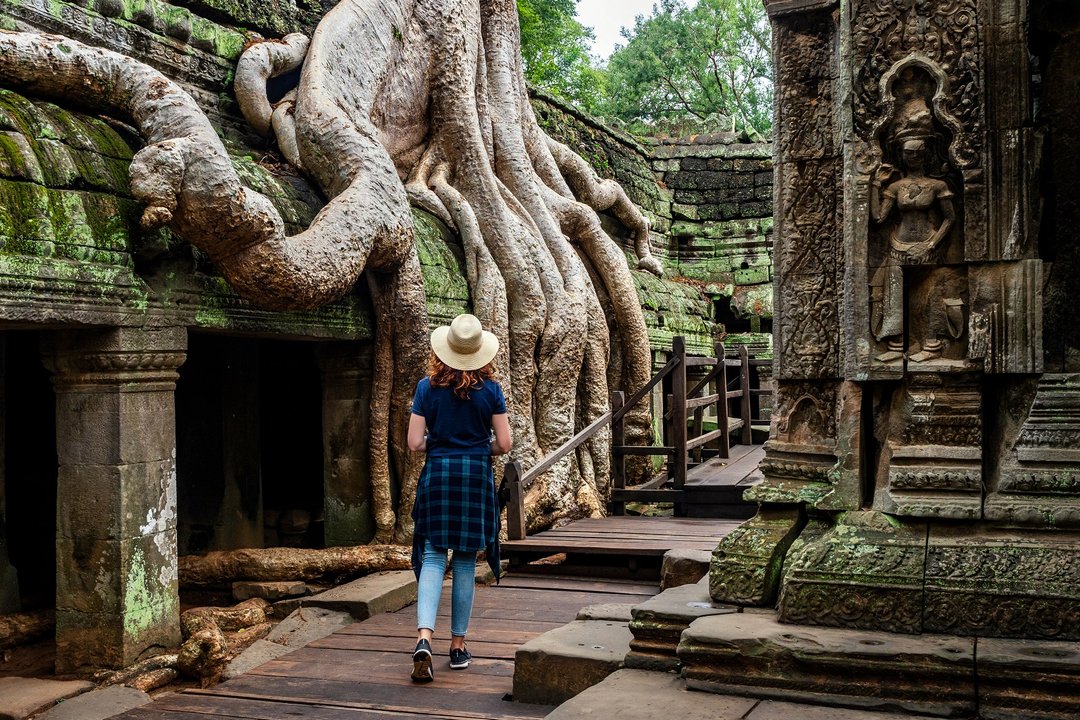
[430,314,499,371]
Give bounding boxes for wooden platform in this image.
[108,574,657,720]
[501,515,743,571]
[611,444,765,518]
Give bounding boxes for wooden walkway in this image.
[108,573,658,720]
[501,515,743,570]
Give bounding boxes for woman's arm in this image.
[490,413,511,456]
[408,413,428,453]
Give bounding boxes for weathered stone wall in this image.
[531,90,775,358]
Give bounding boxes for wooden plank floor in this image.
[500,515,743,561]
[685,444,766,488]
[108,574,658,720]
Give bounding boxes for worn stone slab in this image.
[0,678,94,720]
[747,700,942,719]
[265,607,354,648]
[223,638,295,680]
[232,580,308,601]
[302,570,416,620]
[661,548,712,590]
[679,613,975,718]
[978,637,1080,720]
[514,620,632,706]
[37,685,149,720]
[576,604,634,622]
[627,577,738,671]
[544,669,757,720]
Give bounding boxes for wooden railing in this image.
[499,336,770,536]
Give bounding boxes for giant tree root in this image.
[1,1,661,536]
[0,609,54,650]
[178,545,412,587]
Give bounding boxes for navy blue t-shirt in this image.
[411,376,507,457]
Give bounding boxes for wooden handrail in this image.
[511,336,774,524]
[518,410,613,486]
[611,356,679,424]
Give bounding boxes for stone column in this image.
[317,343,373,546]
[44,326,186,671]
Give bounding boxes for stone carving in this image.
[924,527,1080,640]
[967,261,1043,374]
[868,61,968,367]
[772,11,841,380]
[988,374,1080,527]
[851,0,982,170]
[778,512,928,634]
[709,507,805,606]
[878,373,983,519]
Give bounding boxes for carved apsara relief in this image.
[867,61,970,368]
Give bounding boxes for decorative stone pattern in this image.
[778,512,928,634]
[924,527,1080,640]
[709,506,804,606]
[878,374,984,520]
[771,9,842,381]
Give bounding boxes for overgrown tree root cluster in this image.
[0,0,659,541]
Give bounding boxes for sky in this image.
[575,0,657,60]
[576,0,698,61]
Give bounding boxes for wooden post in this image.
[671,337,688,495]
[717,342,731,459]
[739,345,752,445]
[503,460,526,540]
[610,391,625,516]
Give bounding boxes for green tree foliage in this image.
[604,0,772,139]
[517,0,607,113]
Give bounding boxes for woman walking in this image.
[408,313,511,683]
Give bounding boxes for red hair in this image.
[429,352,496,400]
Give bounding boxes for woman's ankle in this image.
[450,635,465,650]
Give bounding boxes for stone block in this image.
[978,637,1080,720]
[679,612,976,718]
[544,669,758,720]
[628,577,737,672]
[513,619,632,705]
[710,506,804,606]
[266,606,354,648]
[232,580,308,601]
[576,603,634,622]
[56,460,177,542]
[301,570,416,620]
[778,511,927,634]
[923,526,1080,640]
[0,678,93,720]
[660,548,712,589]
[223,638,295,680]
[747,700,942,719]
[37,685,149,720]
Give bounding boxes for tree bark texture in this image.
[178,545,413,587]
[0,1,660,536]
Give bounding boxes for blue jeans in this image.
[416,539,477,637]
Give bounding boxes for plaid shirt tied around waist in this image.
[411,454,501,581]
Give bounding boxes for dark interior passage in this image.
[3,331,57,610]
[176,334,323,555]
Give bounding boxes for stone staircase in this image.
[512,555,1080,720]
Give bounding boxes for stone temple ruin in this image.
[0,0,1077,712]
[707,0,1080,674]
[0,0,773,673]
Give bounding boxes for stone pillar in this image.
[0,334,18,614]
[44,326,186,671]
[317,343,373,546]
